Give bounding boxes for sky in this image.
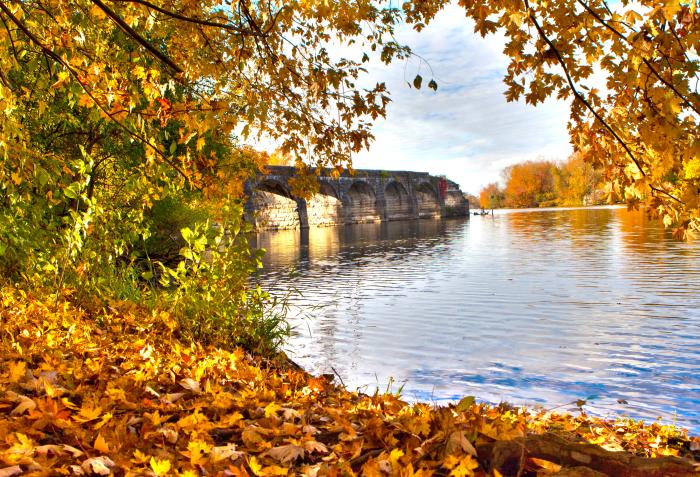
[351,3,573,195]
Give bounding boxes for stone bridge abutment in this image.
[244,166,469,230]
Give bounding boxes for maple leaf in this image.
[7,362,26,383]
[150,457,171,476]
[187,439,212,465]
[445,431,477,457]
[248,456,263,476]
[210,444,243,463]
[179,378,201,394]
[264,401,281,418]
[94,434,110,453]
[448,455,479,477]
[81,456,115,476]
[261,465,289,476]
[74,403,102,423]
[303,440,328,454]
[265,444,304,463]
[10,396,36,416]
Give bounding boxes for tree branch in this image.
[106,0,260,35]
[0,0,193,185]
[577,0,699,117]
[524,1,645,176]
[523,0,684,205]
[89,0,183,74]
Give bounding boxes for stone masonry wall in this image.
[244,167,469,230]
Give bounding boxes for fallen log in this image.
[478,432,699,477]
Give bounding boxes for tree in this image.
[479,182,506,209]
[0,1,405,285]
[403,0,699,237]
[553,153,604,206]
[503,160,555,208]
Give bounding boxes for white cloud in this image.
[352,3,573,194]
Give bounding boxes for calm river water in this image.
[252,206,700,432]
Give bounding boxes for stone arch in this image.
[306,181,343,227]
[344,181,380,223]
[416,181,440,218]
[384,181,412,220]
[247,179,300,230]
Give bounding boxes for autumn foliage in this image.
[0,2,699,473]
[1,289,698,477]
[479,155,604,209]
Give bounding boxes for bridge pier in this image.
[244,166,469,230]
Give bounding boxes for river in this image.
[251,206,700,433]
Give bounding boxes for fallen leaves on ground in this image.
[0,288,697,476]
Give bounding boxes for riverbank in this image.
[1,289,698,476]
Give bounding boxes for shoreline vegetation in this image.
[2,289,698,477]
[473,155,609,211]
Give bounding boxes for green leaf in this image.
[413,74,423,89]
[36,168,50,186]
[169,142,177,155]
[63,183,81,199]
[455,396,475,412]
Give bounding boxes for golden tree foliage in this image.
[503,160,556,208]
[479,156,604,208]
[479,182,505,209]
[1,289,698,476]
[403,0,699,237]
[265,149,296,167]
[554,153,603,206]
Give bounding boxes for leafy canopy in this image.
[0,0,404,287]
[405,0,699,236]
[0,0,698,290]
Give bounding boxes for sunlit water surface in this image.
[252,206,700,432]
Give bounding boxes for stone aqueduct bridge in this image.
[244,166,470,230]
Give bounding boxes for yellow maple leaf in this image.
[449,455,479,477]
[8,361,26,383]
[248,456,263,476]
[187,439,211,465]
[132,449,149,464]
[93,411,113,430]
[264,401,281,417]
[74,403,102,423]
[150,457,171,476]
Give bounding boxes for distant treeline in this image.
[478,154,606,209]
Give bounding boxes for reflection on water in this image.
[252,206,700,432]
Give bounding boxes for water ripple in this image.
[252,206,700,433]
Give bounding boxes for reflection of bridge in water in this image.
[244,166,469,230]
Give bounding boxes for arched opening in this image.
[306,182,343,227]
[246,180,300,230]
[345,181,380,224]
[384,181,412,220]
[416,182,440,218]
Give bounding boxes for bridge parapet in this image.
[244,166,469,230]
